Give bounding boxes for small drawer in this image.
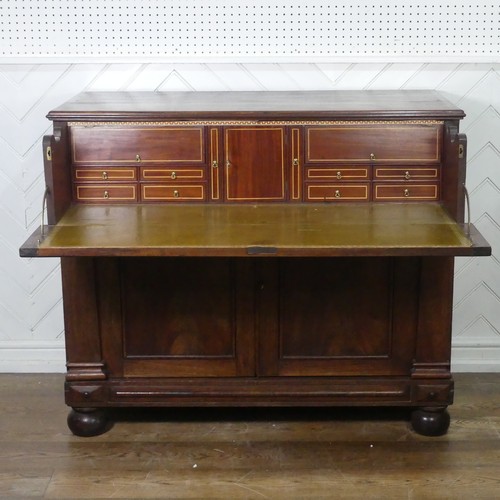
[75,184,137,202]
[141,184,206,201]
[306,167,369,181]
[71,126,205,165]
[306,183,370,202]
[374,183,439,201]
[413,384,453,404]
[141,167,206,182]
[306,125,441,164]
[74,167,137,182]
[66,385,107,405]
[374,167,439,181]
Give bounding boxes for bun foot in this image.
[67,408,111,437]
[411,407,450,436]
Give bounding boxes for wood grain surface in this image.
[0,373,498,499]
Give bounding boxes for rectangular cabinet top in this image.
[47,90,465,121]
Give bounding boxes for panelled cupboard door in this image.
[100,258,256,378]
[225,127,286,201]
[99,257,420,379]
[258,258,420,377]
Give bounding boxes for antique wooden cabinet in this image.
[20,90,490,437]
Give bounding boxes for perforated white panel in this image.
[0,1,499,62]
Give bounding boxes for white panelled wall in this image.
[1,62,499,372]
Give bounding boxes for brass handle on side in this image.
[102,171,108,180]
[171,171,177,180]
[173,190,180,198]
[103,190,110,199]
[463,183,471,236]
[39,186,50,243]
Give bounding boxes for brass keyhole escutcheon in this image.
[293,158,299,167]
[173,190,180,198]
[336,171,342,180]
[135,154,141,163]
[335,190,341,198]
[171,172,177,180]
[103,190,110,199]
[369,153,376,161]
[404,189,410,197]
[212,160,218,168]
[404,171,411,180]
[102,171,108,180]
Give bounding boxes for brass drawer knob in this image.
[173,190,180,198]
[135,154,141,163]
[336,171,342,180]
[335,190,341,198]
[404,189,410,197]
[370,153,376,161]
[102,171,108,180]
[171,171,177,180]
[404,171,411,180]
[103,190,110,199]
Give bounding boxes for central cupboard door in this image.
[225,127,286,201]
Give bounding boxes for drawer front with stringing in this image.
[374,167,440,181]
[141,184,206,202]
[306,125,442,164]
[75,184,138,202]
[306,167,370,181]
[74,167,137,182]
[306,183,370,202]
[374,183,440,201]
[71,126,206,165]
[140,167,206,182]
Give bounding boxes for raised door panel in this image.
[116,258,255,377]
[258,257,419,376]
[225,127,286,201]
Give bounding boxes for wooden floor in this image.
[0,374,499,499]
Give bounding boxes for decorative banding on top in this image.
[68,120,444,127]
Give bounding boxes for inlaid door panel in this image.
[306,125,442,164]
[225,127,286,201]
[71,126,206,165]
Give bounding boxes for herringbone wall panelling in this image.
[1,63,499,371]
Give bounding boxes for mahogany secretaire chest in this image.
[20,90,490,437]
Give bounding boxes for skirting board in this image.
[0,342,499,373]
[0,341,66,373]
[451,346,500,372]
